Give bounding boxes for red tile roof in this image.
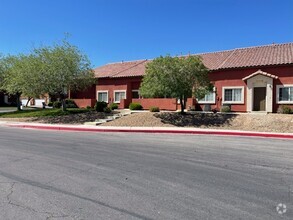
[94,43,293,78]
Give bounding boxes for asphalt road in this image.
[0,127,292,220]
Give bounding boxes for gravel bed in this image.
[1,111,293,133]
[102,112,293,133]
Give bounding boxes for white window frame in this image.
[222,86,244,104]
[197,91,216,104]
[276,84,293,104]
[132,90,141,99]
[114,90,127,103]
[97,90,109,103]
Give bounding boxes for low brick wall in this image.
[120,99,132,109]
[131,98,178,110]
[73,99,96,108]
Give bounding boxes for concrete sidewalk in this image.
[1,120,293,139]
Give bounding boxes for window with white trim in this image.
[97,91,108,103]
[223,87,244,104]
[198,92,216,104]
[277,85,293,104]
[114,91,126,103]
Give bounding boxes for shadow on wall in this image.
[154,112,237,127]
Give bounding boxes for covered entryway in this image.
[253,87,266,111]
[242,70,278,113]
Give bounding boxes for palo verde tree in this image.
[140,55,212,114]
[33,39,95,111]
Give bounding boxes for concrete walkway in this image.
[1,120,293,139]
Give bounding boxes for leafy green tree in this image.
[0,55,25,110]
[0,39,94,111]
[140,55,212,114]
[0,54,46,110]
[33,40,95,111]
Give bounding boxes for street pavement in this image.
[0,127,292,219]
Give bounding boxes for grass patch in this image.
[0,108,91,118]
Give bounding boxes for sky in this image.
[0,0,292,67]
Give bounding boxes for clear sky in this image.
[0,0,292,67]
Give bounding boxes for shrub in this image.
[109,103,118,110]
[66,103,77,108]
[86,105,92,110]
[65,99,78,108]
[129,102,143,110]
[150,106,160,112]
[53,101,62,109]
[277,105,293,114]
[220,105,231,113]
[48,102,53,107]
[103,107,112,113]
[94,101,107,112]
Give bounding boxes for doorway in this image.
[253,87,266,111]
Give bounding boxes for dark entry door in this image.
[253,87,266,111]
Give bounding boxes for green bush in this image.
[86,105,92,110]
[220,105,231,113]
[277,105,293,114]
[103,107,112,113]
[129,102,143,110]
[53,101,62,109]
[94,101,107,112]
[109,103,119,110]
[149,106,160,112]
[48,102,53,107]
[65,99,77,108]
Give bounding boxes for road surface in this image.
[0,127,292,219]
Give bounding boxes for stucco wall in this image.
[70,85,97,99]
[73,99,96,108]
[208,65,293,112]
[96,77,142,108]
[132,98,178,110]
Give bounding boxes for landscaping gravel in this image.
[102,112,293,133]
[1,111,293,133]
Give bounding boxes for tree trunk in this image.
[60,94,67,112]
[25,97,32,107]
[179,97,185,114]
[179,96,187,114]
[16,94,21,111]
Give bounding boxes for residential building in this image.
[71,43,293,113]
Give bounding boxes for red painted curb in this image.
[6,124,293,139]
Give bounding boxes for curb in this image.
[6,124,293,140]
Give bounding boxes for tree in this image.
[140,55,212,114]
[0,38,94,111]
[0,55,24,110]
[33,39,95,111]
[0,54,46,110]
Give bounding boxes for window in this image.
[97,91,108,103]
[132,90,140,99]
[222,87,244,104]
[277,85,293,104]
[198,92,216,104]
[114,90,126,103]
